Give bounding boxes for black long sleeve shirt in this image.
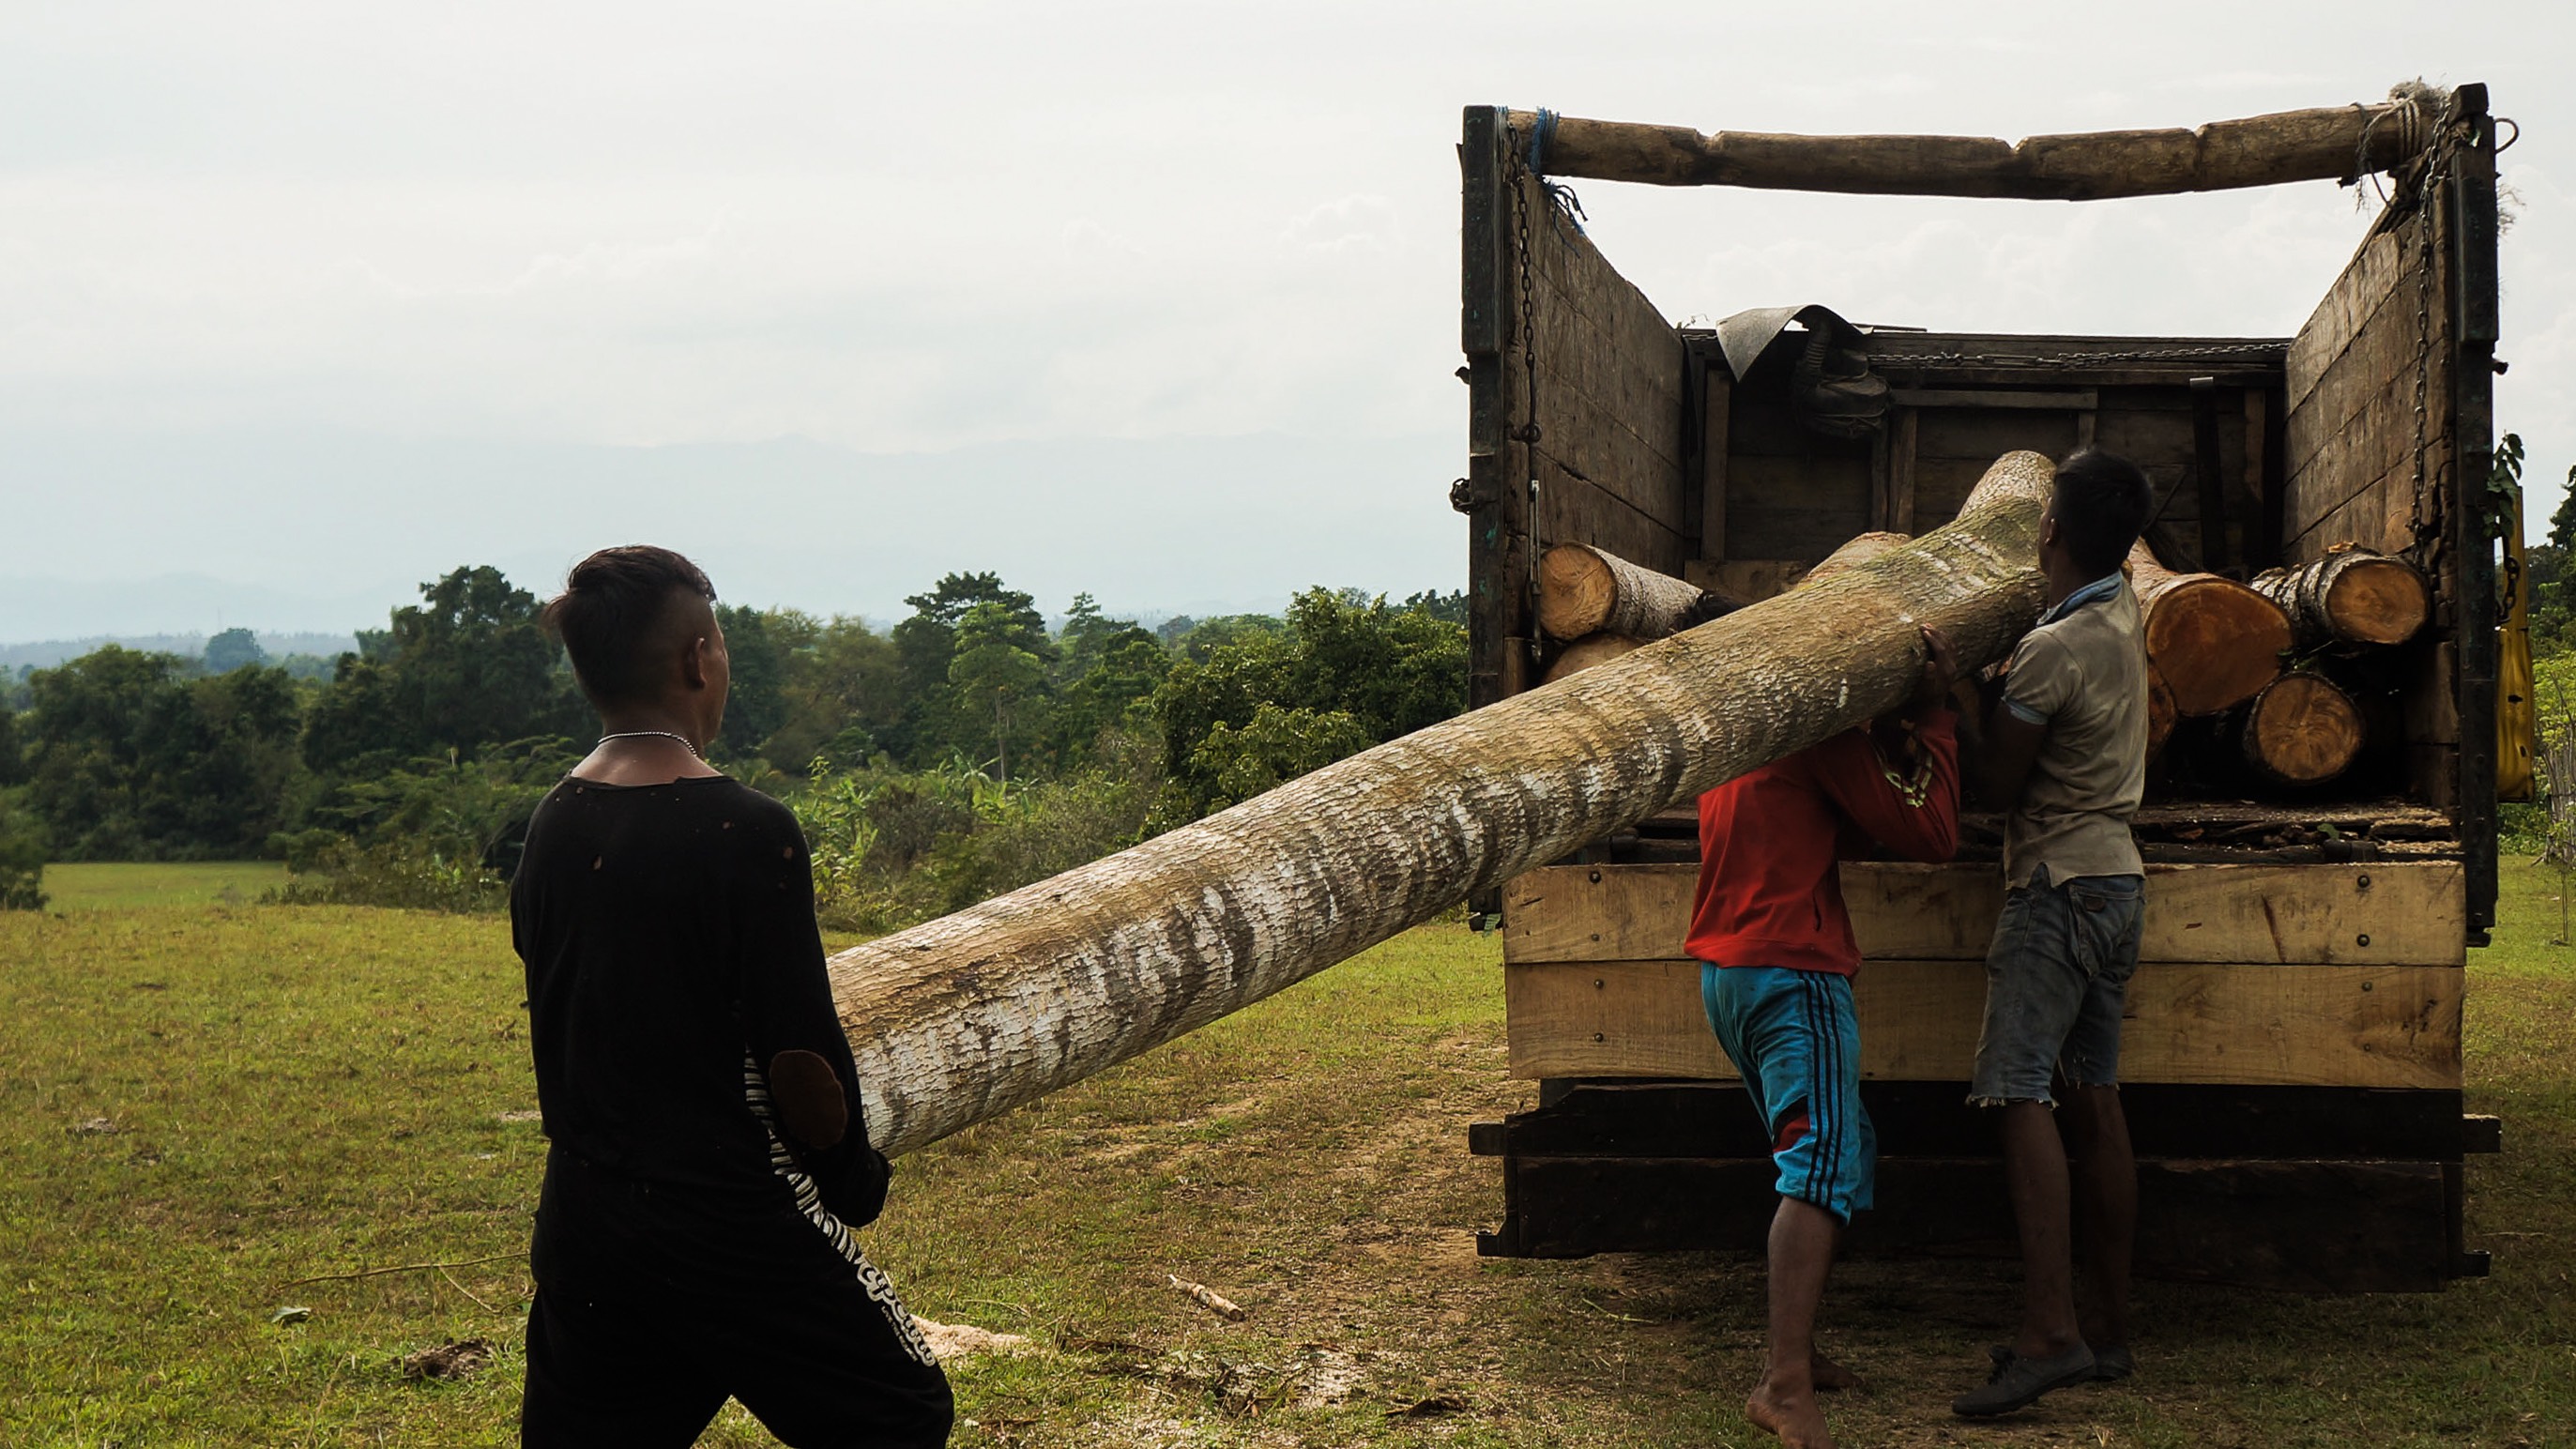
[511,774,887,1296]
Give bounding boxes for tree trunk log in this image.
[833,453,2056,1156]
[1800,531,1912,587]
[2238,672,2367,786]
[1542,633,1647,683]
[2127,544,2293,717]
[1538,544,1720,642]
[2146,666,2178,761]
[2249,548,2431,648]
[1503,99,2431,200]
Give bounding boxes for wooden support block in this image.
[1501,861,2466,966]
[1493,1080,2478,1162]
[1490,1155,2452,1291]
[1502,958,2463,1088]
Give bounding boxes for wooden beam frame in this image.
[1502,100,2431,200]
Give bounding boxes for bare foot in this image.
[1809,1352,1861,1393]
[1746,1380,1836,1449]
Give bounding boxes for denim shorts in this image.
[1968,868,2145,1106]
[1702,964,1876,1225]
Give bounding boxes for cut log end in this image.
[1536,545,1618,640]
[2131,545,2293,717]
[2321,557,2431,645]
[2242,672,2366,786]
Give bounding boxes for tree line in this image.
[0,566,1468,921]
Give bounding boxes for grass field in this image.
[37,861,289,911]
[2,864,2571,1447]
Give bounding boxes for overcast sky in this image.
[4,2,2569,639]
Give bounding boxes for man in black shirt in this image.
[513,545,953,1446]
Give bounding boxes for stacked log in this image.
[2250,548,2430,648]
[2126,543,2293,717]
[1542,633,1647,683]
[2238,672,2368,786]
[1538,544,1728,642]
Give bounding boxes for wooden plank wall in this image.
[1710,373,2263,590]
[1500,861,2466,1089]
[1517,172,1692,576]
[2282,223,2448,565]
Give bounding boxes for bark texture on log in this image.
[831,452,2059,1155]
[2147,666,2179,761]
[2128,544,2293,717]
[1504,99,2431,200]
[1538,544,1719,642]
[2239,672,2367,786]
[1542,633,1648,683]
[1801,531,1912,587]
[2250,548,2430,648]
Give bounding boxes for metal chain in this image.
[1508,130,1545,676]
[1866,343,2287,369]
[2405,132,2450,567]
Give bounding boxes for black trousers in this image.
[520,1274,953,1447]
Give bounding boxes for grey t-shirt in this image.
[1999,574,2148,887]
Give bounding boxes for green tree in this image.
[761,615,903,770]
[204,628,267,674]
[885,572,1045,765]
[714,603,800,760]
[0,789,43,909]
[949,601,1049,783]
[22,647,301,860]
[1150,587,1466,823]
[301,566,581,772]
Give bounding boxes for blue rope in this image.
[1526,107,1558,174]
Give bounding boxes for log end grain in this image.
[2323,557,2431,645]
[2145,578,2293,716]
[1538,545,1618,641]
[2243,672,2366,786]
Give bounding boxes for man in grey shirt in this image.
[1955,450,2156,1418]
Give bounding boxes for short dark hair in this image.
[2050,449,2155,576]
[541,545,716,707]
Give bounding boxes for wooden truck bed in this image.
[1456,93,2507,1290]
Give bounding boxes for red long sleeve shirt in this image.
[1685,714,1961,977]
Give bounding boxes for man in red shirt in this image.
[1690,623,1959,1449]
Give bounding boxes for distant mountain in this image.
[1,428,1464,640]
[0,633,360,672]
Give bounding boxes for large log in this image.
[1537,544,1721,642]
[1541,633,1647,684]
[2251,548,2431,648]
[1801,530,1911,587]
[1503,98,2431,200]
[2240,672,2367,786]
[832,452,2059,1155]
[2128,543,2293,717]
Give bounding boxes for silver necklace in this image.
[597,729,702,760]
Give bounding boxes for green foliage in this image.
[0,789,46,909]
[203,627,267,674]
[713,602,800,759]
[1177,703,1374,818]
[270,739,581,912]
[793,730,1165,932]
[21,648,301,860]
[1152,587,1466,823]
[300,566,581,774]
